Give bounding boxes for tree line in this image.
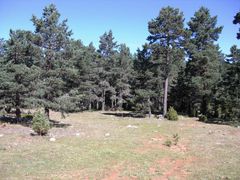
[0,4,239,122]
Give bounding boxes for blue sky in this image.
[0,0,239,54]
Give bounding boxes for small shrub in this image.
[166,107,178,121]
[163,139,172,147]
[0,109,7,116]
[173,133,180,145]
[21,114,33,119]
[32,111,50,136]
[199,115,208,122]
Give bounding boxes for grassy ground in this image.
[0,111,240,180]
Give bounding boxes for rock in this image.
[155,114,164,119]
[105,133,110,137]
[49,137,56,142]
[1,123,6,128]
[127,125,138,129]
[76,133,80,136]
[0,134,4,137]
[208,130,213,134]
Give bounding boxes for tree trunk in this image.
[96,101,99,110]
[163,77,169,116]
[102,90,105,111]
[158,97,162,112]
[15,106,21,119]
[148,97,151,118]
[89,102,92,111]
[45,107,50,119]
[5,107,11,113]
[118,92,123,110]
[111,99,114,110]
[201,95,209,116]
[15,93,21,119]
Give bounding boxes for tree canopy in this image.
[0,4,239,122]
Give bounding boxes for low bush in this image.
[0,108,7,116]
[199,115,208,122]
[32,111,50,136]
[166,107,178,121]
[173,133,180,145]
[163,139,172,147]
[21,114,33,119]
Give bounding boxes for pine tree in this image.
[31,4,72,117]
[184,7,223,116]
[97,30,118,111]
[114,44,132,110]
[0,30,39,118]
[132,44,156,117]
[215,44,240,121]
[233,11,240,39]
[147,6,186,116]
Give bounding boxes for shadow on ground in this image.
[102,112,145,118]
[198,118,240,127]
[0,115,71,128]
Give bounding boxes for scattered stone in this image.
[155,114,164,119]
[1,123,7,128]
[105,133,110,137]
[208,130,213,134]
[0,134,4,137]
[127,125,138,129]
[49,137,56,142]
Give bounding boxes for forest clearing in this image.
[0,1,239,179]
[0,111,240,179]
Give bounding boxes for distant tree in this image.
[71,41,99,111]
[0,38,5,57]
[169,66,189,114]
[215,45,240,120]
[97,30,118,111]
[147,6,186,116]
[233,11,240,39]
[132,44,156,117]
[114,44,132,110]
[227,45,240,63]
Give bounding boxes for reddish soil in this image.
[149,157,196,180]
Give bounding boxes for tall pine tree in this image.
[31,4,72,117]
[185,7,223,116]
[147,6,186,116]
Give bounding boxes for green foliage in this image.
[163,139,172,147]
[0,4,239,124]
[171,7,224,117]
[32,111,50,136]
[166,107,178,121]
[148,6,186,116]
[0,108,7,116]
[164,133,180,147]
[199,115,208,122]
[233,11,240,39]
[21,114,33,119]
[173,133,180,145]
